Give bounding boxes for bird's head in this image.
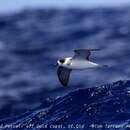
[57,58,65,65]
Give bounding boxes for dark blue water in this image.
[1,80,130,130]
[0,7,130,129]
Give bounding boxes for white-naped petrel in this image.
[57,49,107,86]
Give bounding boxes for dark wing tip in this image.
[74,48,101,52]
[59,79,68,87]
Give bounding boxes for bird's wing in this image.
[57,66,72,86]
[73,49,100,60]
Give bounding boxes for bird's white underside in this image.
[59,57,100,70]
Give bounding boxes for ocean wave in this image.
[1,80,130,130]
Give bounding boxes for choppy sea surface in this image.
[0,7,130,129]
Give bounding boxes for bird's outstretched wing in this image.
[57,66,72,86]
[73,49,100,60]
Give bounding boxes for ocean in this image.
[0,7,130,129]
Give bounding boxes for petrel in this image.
[57,49,107,86]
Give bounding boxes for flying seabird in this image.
[57,49,107,86]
